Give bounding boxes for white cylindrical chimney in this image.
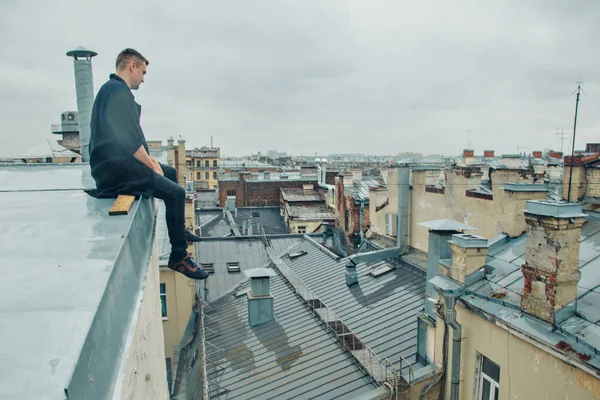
[66,47,97,162]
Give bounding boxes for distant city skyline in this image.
[1,1,599,158]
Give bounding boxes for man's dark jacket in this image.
[88,74,153,198]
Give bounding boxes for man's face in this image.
[130,61,147,90]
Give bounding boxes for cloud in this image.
[0,0,599,157]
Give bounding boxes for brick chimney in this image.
[548,150,563,160]
[483,150,494,158]
[463,149,474,158]
[521,201,585,324]
[448,234,488,284]
[532,151,542,159]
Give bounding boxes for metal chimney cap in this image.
[244,268,277,279]
[66,46,98,59]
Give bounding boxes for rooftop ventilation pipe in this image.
[66,47,97,162]
[345,246,402,286]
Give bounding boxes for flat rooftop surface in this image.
[0,164,151,399]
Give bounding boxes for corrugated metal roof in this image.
[197,239,271,301]
[461,218,600,373]
[281,188,323,202]
[346,179,382,201]
[269,236,304,256]
[284,203,335,221]
[200,272,376,399]
[280,240,426,375]
[200,214,232,237]
[234,207,287,235]
[197,208,288,237]
[458,155,529,169]
[221,160,274,169]
[196,191,219,209]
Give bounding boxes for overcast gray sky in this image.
[0,0,598,158]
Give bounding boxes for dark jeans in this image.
[154,163,187,258]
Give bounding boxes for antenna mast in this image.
[567,79,583,203]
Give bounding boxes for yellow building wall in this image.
[118,239,170,400]
[433,303,600,400]
[371,168,546,252]
[159,153,198,379]
[160,268,195,362]
[190,156,220,189]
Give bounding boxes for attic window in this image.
[370,264,395,277]
[252,211,260,217]
[288,250,308,259]
[227,262,240,273]
[201,263,214,274]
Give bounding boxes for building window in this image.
[297,226,307,234]
[160,283,167,319]
[196,160,201,168]
[166,358,172,394]
[205,171,209,180]
[213,171,218,179]
[196,172,201,180]
[213,160,218,167]
[477,354,500,400]
[205,160,210,167]
[227,189,236,196]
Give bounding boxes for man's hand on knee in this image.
[151,158,164,176]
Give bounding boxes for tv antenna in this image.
[566,78,584,203]
[517,146,528,154]
[555,128,569,153]
[466,130,476,149]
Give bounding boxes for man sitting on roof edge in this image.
[86,48,208,280]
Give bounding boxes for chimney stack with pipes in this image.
[245,268,276,326]
[521,201,585,324]
[66,47,97,162]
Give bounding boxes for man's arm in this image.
[133,145,163,175]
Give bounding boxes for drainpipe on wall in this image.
[430,273,465,400]
[359,200,365,246]
[443,293,462,400]
[397,165,410,252]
